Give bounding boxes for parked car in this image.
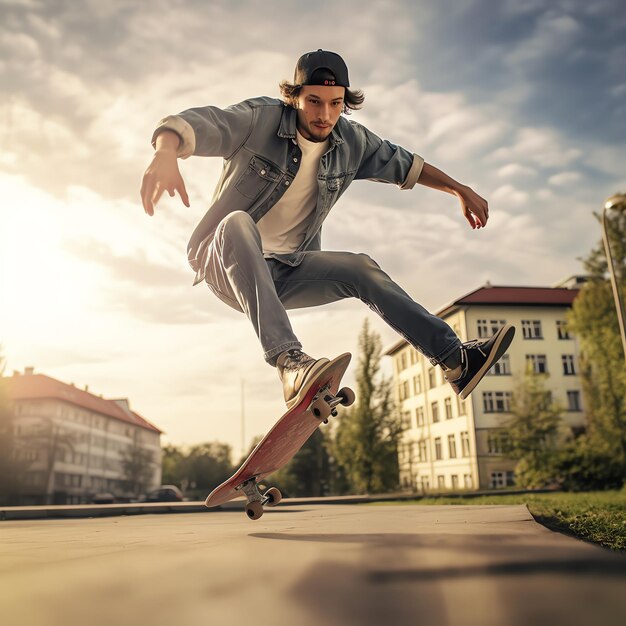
[143,485,184,502]
[92,492,115,504]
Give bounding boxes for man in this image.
[141,49,515,409]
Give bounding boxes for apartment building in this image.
[3,368,163,505]
[384,277,586,492]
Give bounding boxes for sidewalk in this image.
[1,503,624,626]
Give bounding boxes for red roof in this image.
[438,285,579,314]
[2,373,162,434]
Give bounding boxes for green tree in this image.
[501,368,562,489]
[181,442,234,499]
[20,417,77,504]
[161,444,186,487]
[120,434,156,497]
[0,351,30,506]
[566,206,626,486]
[270,429,332,497]
[332,319,402,494]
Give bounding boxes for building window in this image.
[401,352,408,371]
[437,475,445,489]
[488,354,511,376]
[522,320,543,339]
[567,390,582,411]
[434,437,442,460]
[477,319,507,339]
[483,392,512,413]
[490,471,515,488]
[421,476,430,492]
[451,475,459,490]
[444,397,453,420]
[402,411,412,429]
[398,380,410,402]
[526,354,548,374]
[490,471,506,488]
[410,349,417,365]
[448,434,457,459]
[431,401,440,423]
[418,440,428,463]
[562,355,577,375]
[557,320,571,340]
[457,396,467,415]
[416,407,425,426]
[413,374,423,395]
[460,431,470,457]
[487,430,510,454]
[463,474,472,489]
[488,432,502,454]
[428,367,437,389]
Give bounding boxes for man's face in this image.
[295,85,345,142]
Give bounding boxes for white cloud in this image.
[491,184,530,207]
[549,171,582,186]
[490,127,582,168]
[503,11,582,68]
[497,163,537,179]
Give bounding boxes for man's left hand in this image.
[456,185,489,230]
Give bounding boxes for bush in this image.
[553,435,625,492]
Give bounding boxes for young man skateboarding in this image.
[141,49,515,409]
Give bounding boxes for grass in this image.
[371,489,626,552]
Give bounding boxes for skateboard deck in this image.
[204,352,354,519]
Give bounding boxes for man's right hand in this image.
[140,131,190,216]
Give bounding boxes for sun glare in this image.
[0,174,99,345]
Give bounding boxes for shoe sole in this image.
[459,324,516,400]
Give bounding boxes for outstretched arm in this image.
[140,130,190,216]
[417,162,489,230]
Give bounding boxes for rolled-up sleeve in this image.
[353,121,424,190]
[400,154,425,190]
[151,115,196,159]
[150,100,255,160]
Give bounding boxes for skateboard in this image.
[204,352,355,520]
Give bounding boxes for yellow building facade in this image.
[385,278,586,492]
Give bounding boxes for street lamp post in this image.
[602,193,626,362]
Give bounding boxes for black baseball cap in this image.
[294,49,350,88]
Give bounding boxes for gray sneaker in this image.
[276,349,330,409]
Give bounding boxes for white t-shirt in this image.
[256,130,329,255]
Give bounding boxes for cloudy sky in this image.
[1,0,625,458]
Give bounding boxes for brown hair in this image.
[278,80,365,115]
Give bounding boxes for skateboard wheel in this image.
[245,501,264,520]
[311,398,331,420]
[265,487,282,507]
[337,387,356,407]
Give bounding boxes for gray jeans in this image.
[205,211,462,367]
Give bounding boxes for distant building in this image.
[384,278,587,492]
[3,368,163,505]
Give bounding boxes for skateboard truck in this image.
[236,478,282,520]
[308,385,356,421]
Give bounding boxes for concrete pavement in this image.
[1,503,624,626]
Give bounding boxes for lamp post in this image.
[602,193,626,362]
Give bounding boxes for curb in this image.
[0,489,554,521]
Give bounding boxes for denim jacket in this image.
[152,97,424,285]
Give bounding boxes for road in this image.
[1,503,624,626]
